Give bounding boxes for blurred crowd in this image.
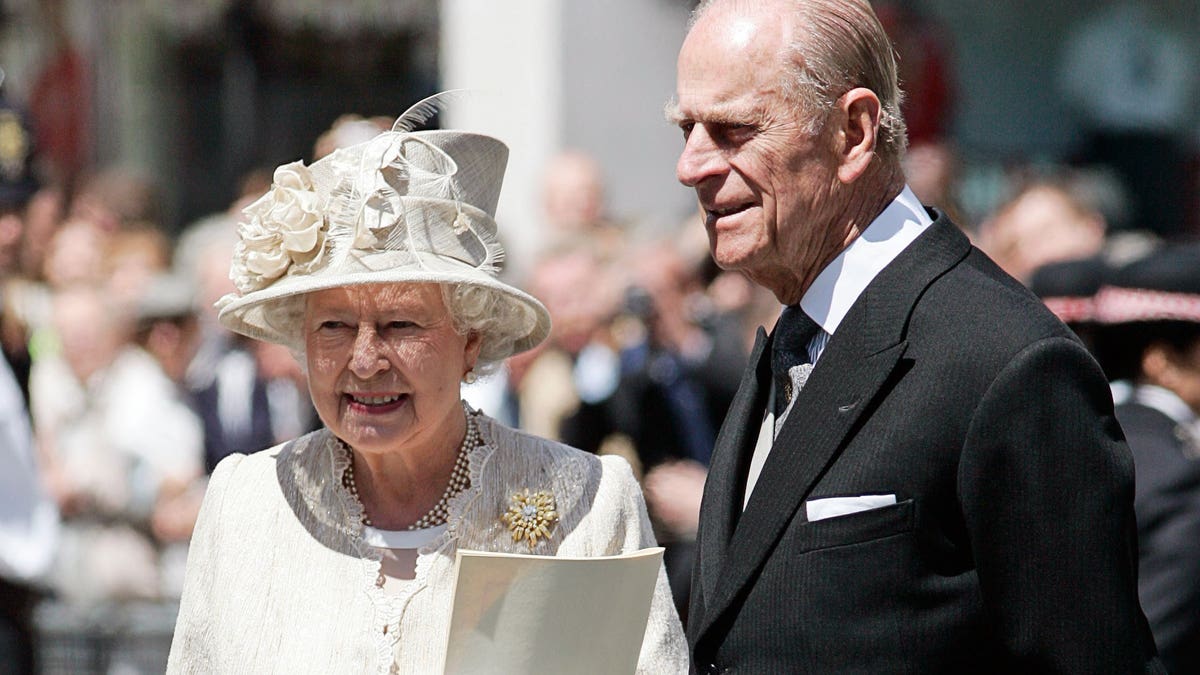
[0,0,1198,672]
[0,106,320,600]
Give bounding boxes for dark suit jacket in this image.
[1116,398,1200,674]
[688,214,1162,673]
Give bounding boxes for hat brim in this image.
[217,249,550,357]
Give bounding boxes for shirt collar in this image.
[800,185,933,336]
[1132,384,1197,426]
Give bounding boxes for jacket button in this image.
[701,663,722,675]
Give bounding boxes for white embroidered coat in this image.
[167,414,688,674]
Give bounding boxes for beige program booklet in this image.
[441,546,665,675]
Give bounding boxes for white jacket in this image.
[168,414,687,674]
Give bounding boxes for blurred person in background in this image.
[560,238,747,622]
[540,150,626,260]
[0,80,58,675]
[516,241,625,442]
[180,212,317,474]
[105,224,172,315]
[181,220,272,471]
[0,90,43,403]
[112,275,207,597]
[13,184,65,284]
[3,216,115,372]
[1093,245,1200,673]
[176,163,321,473]
[32,277,205,603]
[977,176,1108,284]
[41,217,109,290]
[0,184,67,385]
[32,286,158,602]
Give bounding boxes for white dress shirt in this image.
[744,186,933,508]
[1130,384,1196,428]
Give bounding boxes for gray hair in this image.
[692,0,908,162]
[440,282,538,373]
[264,282,535,375]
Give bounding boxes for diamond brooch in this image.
[501,489,558,547]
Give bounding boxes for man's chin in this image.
[709,244,755,273]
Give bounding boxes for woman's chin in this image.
[339,427,405,455]
[336,406,414,452]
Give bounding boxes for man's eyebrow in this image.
[663,100,765,127]
[663,100,685,125]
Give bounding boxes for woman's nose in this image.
[348,325,389,378]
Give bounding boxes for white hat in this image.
[217,97,550,357]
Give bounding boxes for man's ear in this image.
[834,87,882,184]
[1142,342,1175,390]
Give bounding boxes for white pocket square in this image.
[805,494,897,522]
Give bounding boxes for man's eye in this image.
[385,321,416,330]
[318,320,347,330]
[725,124,756,141]
[679,122,695,139]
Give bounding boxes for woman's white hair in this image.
[440,282,539,373]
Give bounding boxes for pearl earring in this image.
[464,370,477,384]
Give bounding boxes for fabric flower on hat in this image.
[231,161,328,293]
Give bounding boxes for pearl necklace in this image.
[340,410,479,531]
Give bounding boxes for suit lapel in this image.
[695,328,770,606]
[694,215,972,643]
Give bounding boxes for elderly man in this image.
[668,0,1161,672]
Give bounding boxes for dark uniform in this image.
[1098,246,1200,674]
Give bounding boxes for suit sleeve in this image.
[958,336,1162,673]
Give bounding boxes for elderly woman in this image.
[166,105,687,673]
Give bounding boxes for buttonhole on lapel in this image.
[838,400,860,414]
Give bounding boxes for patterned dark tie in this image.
[771,305,819,421]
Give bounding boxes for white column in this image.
[439,0,697,282]
[440,0,563,283]
[559,0,696,238]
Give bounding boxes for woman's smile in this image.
[343,392,410,415]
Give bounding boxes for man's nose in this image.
[349,325,389,378]
[676,125,725,188]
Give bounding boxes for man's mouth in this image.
[707,203,753,220]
